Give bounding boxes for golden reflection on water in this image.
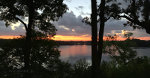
[59,45,91,58]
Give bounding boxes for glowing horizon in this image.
[52,35,91,41]
[0,35,150,41]
[0,35,20,39]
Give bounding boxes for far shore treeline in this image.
[0,39,150,47]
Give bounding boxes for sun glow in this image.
[52,35,91,41]
[0,35,20,39]
[0,35,150,41]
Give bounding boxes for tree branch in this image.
[118,15,134,22]
[118,15,144,28]
[14,17,28,31]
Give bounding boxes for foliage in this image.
[0,38,61,78]
[68,56,150,78]
[0,0,67,36]
[123,32,133,39]
[113,0,150,34]
[0,1,67,78]
[101,56,150,78]
[104,34,137,64]
[72,59,91,78]
[82,0,122,25]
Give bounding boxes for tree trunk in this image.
[23,0,34,78]
[91,0,100,78]
[144,0,150,34]
[98,0,105,77]
[98,0,105,64]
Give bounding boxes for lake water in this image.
[59,45,150,63]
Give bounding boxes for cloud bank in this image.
[0,12,150,39]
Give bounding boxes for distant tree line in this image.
[1,39,150,47]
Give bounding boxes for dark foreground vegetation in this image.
[0,38,150,78]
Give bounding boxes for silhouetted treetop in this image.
[0,0,67,36]
[117,0,150,34]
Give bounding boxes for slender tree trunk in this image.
[144,0,150,33]
[91,0,100,78]
[24,0,34,78]
[98,0,105,70]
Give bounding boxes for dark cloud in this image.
[55,12,91,36]
[104,19,131,33]
[58,12,83,27]
[0,21,25,36]
[56,12,150,37]
[56,12,128,36]
[0,12,150,38]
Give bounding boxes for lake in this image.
[59,45,150,64]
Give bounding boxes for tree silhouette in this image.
[0,0,67,78]
[96,0,150,74]
[104,34,137,64]
[0,38,61,78]
[85,0,121,77]
[96,0,150,70]
[117,0,150,34]
[90,0,99,78]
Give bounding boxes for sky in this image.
[0,0,150,41]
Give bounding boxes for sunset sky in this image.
[0,0,150,41]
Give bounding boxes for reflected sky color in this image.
[59,45,111,63]
[60,45,90,58]
[59,45,150,63]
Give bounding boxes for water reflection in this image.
[133,47,150,57]
[59,45,110,63]
[59,45,150,64]
[59,45,90,63]
[60,45,90,58]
